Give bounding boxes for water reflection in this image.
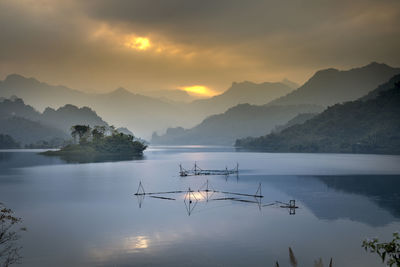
[0,151,144,170]
[135,181,297,216]
[316,175,400,218]
[0,151,64,173]
[42,153,144,164]
[256,175,400,226]
[124,235,149,251]
[183,190,198,216]
[1,149,400,267]
[89,235,150,263]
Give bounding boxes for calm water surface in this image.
[1,147,400,267]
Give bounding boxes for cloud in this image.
[0,0,399,93]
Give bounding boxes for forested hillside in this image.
[236,83,400,154]
[152,104,323,145]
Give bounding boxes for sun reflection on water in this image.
[124,235,149,252]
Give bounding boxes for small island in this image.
[42,125,147,157]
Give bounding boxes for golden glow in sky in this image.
[125,36,151,50]
[181,85,218,97]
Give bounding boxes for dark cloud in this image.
[0,0,399,92]
[81,0,399,41]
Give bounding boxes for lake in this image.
[1,147,400,266]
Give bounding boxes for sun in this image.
[181,85,218,97]
[125,36,151,50]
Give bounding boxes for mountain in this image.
[2,62,398,139]
[152,104,323,145]
[139,89,196,103]
[272,113,318,133]
[0,117,68,145]
[0,97,67,145]
[190,81,293,118]
[269,62,400,107]
[0,74,84,111]
[361,74,400,101]
[116,127,134,136]
[89,87,190,139]
[152,63,400,146]
[281,78,299,89]
[0,97,107,132]
[0,97,109,145]
[0,75,295,139]
[0,134,20,149]
[42,104,107,133]
[236,81,400,154]
[0,76,192,139]
[0,97,41,121]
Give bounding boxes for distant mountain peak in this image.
[269,62,400,107]
[10,96,24,103]
[112,87,132,95]
[314,67,339,75]
[313,62,392,77]
[231,80,257,86]
[281,78,299,89]
[4,74,40,86]
[366,61,388,67]
[347,62,393,73]
[5,73,26,81]
[228,80,285,92]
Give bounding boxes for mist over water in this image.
[1,147,400,267]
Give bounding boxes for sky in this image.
[0,0,399,96]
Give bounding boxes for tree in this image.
[91,126,106,141]
[107,125,118,136]
[44,125,147,159]
[70,125,91,144]
[362,232,400,266]
[0,203,26,267]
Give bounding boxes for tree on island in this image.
[44,125,147,157]
[91,126,106,141]
[71,125,91,144]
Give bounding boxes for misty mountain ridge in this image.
[0,75,189,138]
[236,78,400,154]
[281,78,299,89]
[269,62,400,107]
[2,62,399,139]
[0,97,68,145]
[361,73,400,101]
[152,63,400,146]
[0,97,107,131]
[0,97,109,145]
[190,81,294,118]
[152,103,323,145]
[0,97,41,121]
[42,104,108,133]
[0,117,68,146]
[272,113,318,133]
[0,74,84,111]
[0,74,295,138]
[138,89,197,103]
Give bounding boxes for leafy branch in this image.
[0,203,26,267]
[362,232,400,266]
